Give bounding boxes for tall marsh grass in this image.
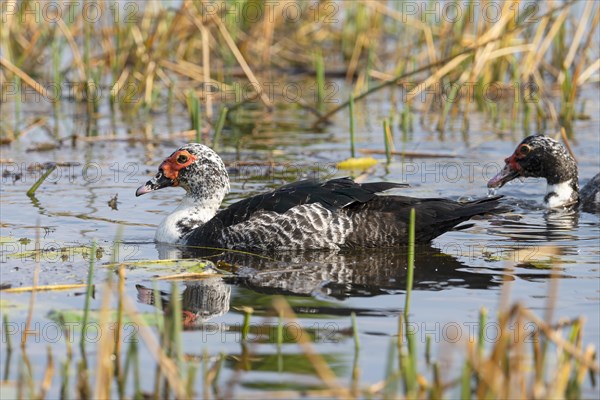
[0,1,598,140]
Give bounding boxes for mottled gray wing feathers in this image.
[207,177,407,227]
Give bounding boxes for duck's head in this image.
[136,143,229,200]
[488,135,579,208]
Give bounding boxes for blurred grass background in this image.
[1,0,598,145]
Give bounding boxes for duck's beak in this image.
[487,155,521,189]
[136,171,175,196]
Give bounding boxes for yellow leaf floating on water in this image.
[336,157,378,170]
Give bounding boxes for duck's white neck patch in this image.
[544,179,576,208]
[155,195,220,244]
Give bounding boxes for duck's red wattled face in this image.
[159,150,197,183]
[136,143,230,200]
[487,135,577,189]
[135,149,197,196]
[487,142,530,189]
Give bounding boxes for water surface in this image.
[1,87,599,397]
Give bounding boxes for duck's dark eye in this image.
[176,154,188,164]
[519,145,530,155]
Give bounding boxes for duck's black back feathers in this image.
[332,195,501,247]
[185,177,502,250]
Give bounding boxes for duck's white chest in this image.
[155,211,189,244]
[545,180,576,208]
[155,199,217,244]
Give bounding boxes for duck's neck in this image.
[541,152,579,209]
[155,194,222,244]
[544,179,579,208]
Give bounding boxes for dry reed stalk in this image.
[93,280,114,398]
[560,127,576,160]
[544,96,561,128]
[184,8,214,118]
[114,264,126,376]
[16,29,42,64]
[572,5,600,90]
[259,4,277,64]
[0,56,51,99]
[100,26,116,70]
[346,32,367,83]
[130,24,149,65]
[405,54,470,102]
[160,59,205,81]
[207,11,273,108]
[562,0,595,72]
[110,67,130,100]
[520,307,599,373]
[394,9,434,68]
[363,0,439,44]
[487,44,535,60]
[119,293,188,398]
[577,59,600,85]
[38,346,54,399]
[544,264,561,340]
[155,66,178,99]
[55,18,86,82]
[511,311,527,398]
[368,69,396,81]
[313,2,561,128]
[2,284,89,293]
[522,14,551,77]
[529,9,570,77]
[577,346,597,384]
[21,225,41,347]
[201,18,213,119]
[471,41,496,78]
[463,0,517,87]
[13,117,49,140]
[272,297,351,398]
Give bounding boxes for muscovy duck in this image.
[488,135,600,213]
[136,143,503,250]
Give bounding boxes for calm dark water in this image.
[1,87,599,397]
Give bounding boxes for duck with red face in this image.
[488,135,599,212]
[137,143,505,250]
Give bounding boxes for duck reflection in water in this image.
[136,278,231,329]
[136,243,502,328]
[489,207,582,243]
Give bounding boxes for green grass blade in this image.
[26,165,57,197]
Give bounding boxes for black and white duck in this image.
[488,135,600,213]
[136,143,503,250]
